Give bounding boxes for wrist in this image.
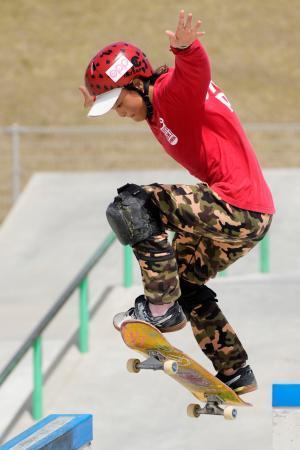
[172,43,192,50]
[170,40,198,54]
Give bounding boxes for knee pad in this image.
[106,183,163,246]
[178,278,218,318]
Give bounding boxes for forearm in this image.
[168,39,211,103]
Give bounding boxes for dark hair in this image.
[149,65,169,85]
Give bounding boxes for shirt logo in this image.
[159,118,178,145]
[206,81,234,112]
[106,54,133,83]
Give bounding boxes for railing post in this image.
[124,245,133,287]
[79,277,89,353]
[32,336,43,420]
[260,235,270,273]
[218,269,227,277]
[11,123,21,203]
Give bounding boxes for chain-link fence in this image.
[1,123,300,223]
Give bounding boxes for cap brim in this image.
[87,88,122,117]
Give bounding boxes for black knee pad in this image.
[177,278,218,318]
[106,183,163,246]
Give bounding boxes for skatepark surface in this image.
[0,170,299,449]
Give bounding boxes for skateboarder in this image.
[80,10,274,395]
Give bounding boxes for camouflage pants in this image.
[132,182,272,371]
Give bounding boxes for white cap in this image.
[87,88,122,117]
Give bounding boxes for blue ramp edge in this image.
[272,384,300,407]
[0,414,93,450]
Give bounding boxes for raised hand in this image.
[166,10,205,49]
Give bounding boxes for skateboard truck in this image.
[187,395,238,420]
[127,354,179,374]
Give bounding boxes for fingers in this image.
[177,9,185,29]
[185,12,193,30]
[166,10,205,48]
[195,19,205,38]
[79,85,95,108]
[165,30,175,38]
[178,10,203,32]
[194,19,203,32]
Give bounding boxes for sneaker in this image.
[216,365,258,395]
[113,295,187,333]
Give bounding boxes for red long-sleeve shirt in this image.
[147,40,275,214]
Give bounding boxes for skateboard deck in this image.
[121,320,251,419]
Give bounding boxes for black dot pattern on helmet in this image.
[100,49,113,57]
[131,56,141,67]
[124,54,150,79]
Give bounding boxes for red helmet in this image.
[85,41,154,96]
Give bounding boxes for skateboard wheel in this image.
[127,358,141,373]
[223,406,237,420]
[187,403,201,418]
[163,360,178,375]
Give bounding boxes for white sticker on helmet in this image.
[106,54,133,83]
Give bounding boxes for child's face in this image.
[112,88,147,122]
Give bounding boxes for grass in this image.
[0,0,299,125]
[0,0,299,221]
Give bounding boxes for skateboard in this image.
[120,320,252,420]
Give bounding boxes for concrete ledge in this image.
[273,385,300,450]
[0,414,92,450]
[273,384,300,407]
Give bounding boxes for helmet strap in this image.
[141,79,153,119]
[125,80,153,119]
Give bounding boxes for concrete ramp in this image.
[0,169,299,448]
[6,275,300,450]
[0,169,299,343]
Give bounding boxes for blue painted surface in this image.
[0,414,93,450]
[272,384,300,407]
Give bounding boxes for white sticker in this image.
[106,54,133,83]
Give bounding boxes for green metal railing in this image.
[260,235,270,273]
[122,235,270,279]
[218,234,270,277]
[32,337,43,420]
[79,277,89,353]
[0,232,136,421]
[123,245,134,287]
